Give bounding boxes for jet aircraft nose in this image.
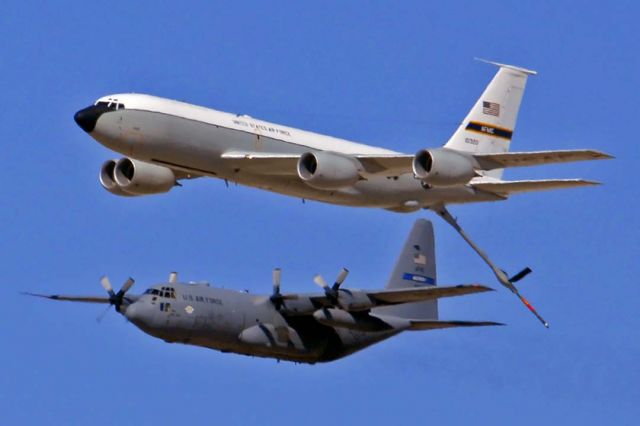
[73,104,110,133]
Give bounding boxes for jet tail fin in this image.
[444,60,536,179]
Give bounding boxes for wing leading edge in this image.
[220,151,413,177]
[23,292,111,303]
[220,148,611,179]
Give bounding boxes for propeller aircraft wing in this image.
[366,284,493,304]
[273,283,494,315]
[22,292,110,303]
[24,276,137,321]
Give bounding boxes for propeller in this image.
[313,267,349,304]
[97,275,135,320]
[269,268,285,310]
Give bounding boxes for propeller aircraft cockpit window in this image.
[160,287,177,299]
[143,287,176,299]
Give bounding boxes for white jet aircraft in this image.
[73,60,611,326]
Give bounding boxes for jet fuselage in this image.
[76,93,500,212]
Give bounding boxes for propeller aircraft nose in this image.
[124,302,141,322]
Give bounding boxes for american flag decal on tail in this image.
[483,101,500,117]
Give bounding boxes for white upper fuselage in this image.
[107,93,399,156]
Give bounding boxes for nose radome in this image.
[124,302,142,322]
[74,104,110,133]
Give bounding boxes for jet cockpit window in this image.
[94,100,126,111]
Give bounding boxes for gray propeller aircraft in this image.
[72,59,611,326]
[26,220,501,364]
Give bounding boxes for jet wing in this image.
[220,152,302,175]
[474,149,612,170]
[220,149,611,179]
[353,154,414,176]
[23,292,111,303]
[471,179,599,196]
[220,151,414,177]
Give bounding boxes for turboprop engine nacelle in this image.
[296,151,361,190]
[335,289,373,311]
[412,148,478,186]
[313,308,391,332]
[100,158,176,196]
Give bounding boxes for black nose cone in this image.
[74,104,110,133]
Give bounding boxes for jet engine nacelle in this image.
[412,148,478,186]
[296,151,361,190]
[99,158,176,196]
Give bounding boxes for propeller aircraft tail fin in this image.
[376,219,438,320]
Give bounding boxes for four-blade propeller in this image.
[313,267,349,305]
[97,275,135,321]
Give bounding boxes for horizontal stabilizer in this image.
[368,284,493,305]
[474,58,538,75]
[471,179,599,196]
[408,319,504,330]
[474,149,613,170]
[23,292,110,304]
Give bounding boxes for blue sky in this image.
[2,1,638,425]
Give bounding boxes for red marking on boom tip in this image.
[521,296,538,313]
